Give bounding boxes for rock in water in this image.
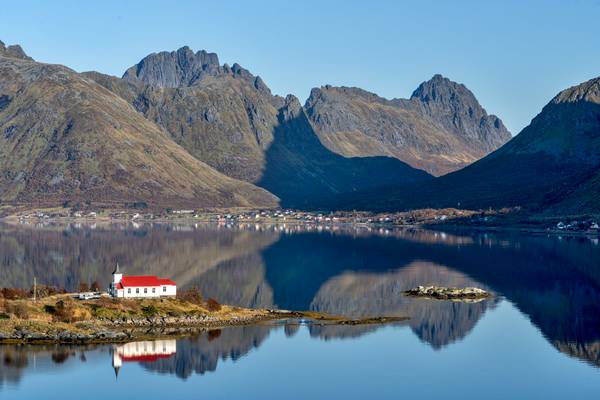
[404,286,490,300]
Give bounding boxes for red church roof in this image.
[118,275,176,288]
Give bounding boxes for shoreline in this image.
[4,215,599,239]
[1,205,598,237]
[0,296,407,345]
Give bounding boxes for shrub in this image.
[89,281,101,292]
[94,297,120,308]
[53,298,90,323]
[142,305,158,317]
[0,313,9,320]
[6,302,29,319]
[43,304,56,314]
[78,283,89,293]
[31,285,62,299]
[177,287,203,305]
[206,298,221,312]
[1,288,28,300]
[53,299,74,322]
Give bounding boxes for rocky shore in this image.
[0,310,292,344]
[0,295,406,344]
[404,286,490,300]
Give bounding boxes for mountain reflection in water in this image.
[0,222,599,368]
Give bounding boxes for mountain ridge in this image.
[88,45,436,207]
[305,75,511,176]
[0,42,279,209]
[7,40,577,213]
[325,75,600,214]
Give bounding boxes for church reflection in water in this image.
[112,340,177,378]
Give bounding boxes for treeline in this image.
[0,282,104,301]
[1,286,65,300]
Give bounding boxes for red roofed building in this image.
[109,263,177,298]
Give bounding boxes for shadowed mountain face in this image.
[331,77,600,213]
[305,75,511,176]
[257,96,431,207]
[0,43,278,209]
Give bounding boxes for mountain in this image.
[0,41,519,210]
[305,75,511,176]
[331,76,600,214]
[86,46,432,207]
[0,42,277,209]
[256,95,430,206]
[0,40,32,61]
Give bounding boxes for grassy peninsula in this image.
[0,292,406,344]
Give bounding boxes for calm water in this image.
[1,222,600,399]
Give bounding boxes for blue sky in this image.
[1,0,599,134]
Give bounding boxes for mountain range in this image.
[0,40,510,208]
[330,77,600,214]
[0,41,277,208]
[305,76,511,176]
[0,40,597,215]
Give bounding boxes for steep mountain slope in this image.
[257,95,430,207]
[0,43,278,208]
[113,46,283,183]
[86,46,432,207]
[305,75,511,176]
[332,76,600,213]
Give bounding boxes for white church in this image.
[109,263,177,298]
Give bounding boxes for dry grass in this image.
[0,293,246,328]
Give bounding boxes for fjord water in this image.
[1,223,600,399]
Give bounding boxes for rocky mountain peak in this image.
[122,46,272,97]
[0,40,33,61]
[304,75,511,176]
[552,77,600,105]
[280,94,304,120]
[122,46,221,88]
[510,75,600,162]
[411,74,475,105]
[307,85,389,108]
[410,74,511,148]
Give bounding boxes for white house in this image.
[109,263,176,298]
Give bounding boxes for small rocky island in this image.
[404,286,490,300]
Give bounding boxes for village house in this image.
[109,264,176,298]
